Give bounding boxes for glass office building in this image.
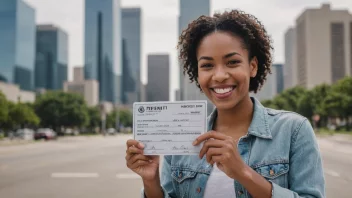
[35,25,68,90]
[121,8,141,104]
[178,0,210,101]
[84,0,122,103]
[0,0,36,91]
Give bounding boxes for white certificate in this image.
[133,101,207,155]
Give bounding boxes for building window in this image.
[331,22,345,83]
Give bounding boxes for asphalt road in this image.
[0,134,351,198]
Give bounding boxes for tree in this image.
[10,102,40,127]
[35,91,89,131]
[107,109,133,129]
[277,86,307,111]
[324,77,352,130]
[0,91,8,126]
[87,106,101,129]
[2,102,40,130]
[297,90,314,121]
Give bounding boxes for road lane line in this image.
[116,173,140,179]
[324,169,340,177]
[51,173,99,178]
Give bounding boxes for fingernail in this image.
[149,160,153,163]
[192,140,197,146]
[138,143,144,148]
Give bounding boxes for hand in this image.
[192,131,246,179]
[125,139,160,181]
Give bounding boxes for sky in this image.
[24,0,352,100]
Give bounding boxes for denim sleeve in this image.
[272,119,326,198]
[140,155,175,198]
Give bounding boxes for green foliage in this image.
[0,91,8,125]
[0,91,39,130]
[9,102,40,127]
[107,109,133,129]
[260,77,352,129]
[87,106,101,128]
[34,91,89,129]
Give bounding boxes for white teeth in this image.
[213,87,233,94]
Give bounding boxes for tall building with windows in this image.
[121,8,141,104]
[84,0,122,103]
[0,0,36,91]
[284,27,298,89]
[178,0,210,101]
[294,4,352,89]
[178,0,213,114]
[147,54,170,102]
[35,25,68,90]
[252,64,283,101]
[273,64,284,94]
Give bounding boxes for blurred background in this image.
[0,0,352,197]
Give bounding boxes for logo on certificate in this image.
[138,106,145,113]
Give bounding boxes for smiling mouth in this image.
[210,86,236,94]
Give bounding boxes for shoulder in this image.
[264,107,313,142]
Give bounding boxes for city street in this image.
[0,134,351,198]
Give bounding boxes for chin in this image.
[213,100,239,111]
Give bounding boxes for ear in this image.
[249,57,258,78]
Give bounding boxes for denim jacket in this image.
[142,97,325,198]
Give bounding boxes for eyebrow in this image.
[198,52,241,61]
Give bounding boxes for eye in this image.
[227,60,241,66]
[200,63,213,68]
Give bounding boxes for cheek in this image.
[197,71,210,88]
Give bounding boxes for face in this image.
[196,31,258,110]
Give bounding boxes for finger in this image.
[127,146,144,155]
[125,147,144,161]
[126,139,145,149]
[128,154,152,166]
[205,148,222,164]
[212,155,224,164]
[199,139,224,159]
[193,131,227,146]
[129,160,150,169]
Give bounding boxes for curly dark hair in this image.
[177,10,273,93]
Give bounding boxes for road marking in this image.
[324,169,340,177]
[51,173,99,178]
[116,173,140,179]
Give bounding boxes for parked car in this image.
[15,128,35,140]
[35,128,57,140]
[64,128,80,136]
[107,128,117,135]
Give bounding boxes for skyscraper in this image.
[122,8,141,104]
[0,0,36,91]
[84,0,122,103]
[147,54,170,102]
[284,27,298,89]
[121,39,135,104]
[273,64,284,94]
[35,25,68,90]
[178,0,210,101]
[295,4,352,89]
[252,64,283,101]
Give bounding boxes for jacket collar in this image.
[207,97,272,139]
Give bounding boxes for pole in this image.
[115,104,120,133]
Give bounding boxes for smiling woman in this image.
[125,9,325,198]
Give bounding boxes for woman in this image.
[126,10,325,198]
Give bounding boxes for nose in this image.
[212,65,229,82]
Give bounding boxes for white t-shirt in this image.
[203,163,237,198]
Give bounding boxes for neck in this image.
[215,96,254,135]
